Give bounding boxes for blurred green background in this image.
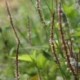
[0,0,80,80]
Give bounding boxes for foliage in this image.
[0,0,80,80]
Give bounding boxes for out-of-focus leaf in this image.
[42,50,52,60]
[12,54,32,62]
[74,31,80,37]
[36,53,47,68]
[31,50,37,59]
[30,74,39,80]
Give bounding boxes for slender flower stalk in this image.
[5,0,20,80]
[58,2,76,77]
[50,12,68,79]
[36,0,47,27]
[36,0,48,41]
[50,12,60,65]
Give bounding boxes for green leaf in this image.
[36,53,47,68]
[12,54,32,62]
[42,50,52,60]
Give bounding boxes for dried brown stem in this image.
[50,12,67,79]
[36,0,47,27]
[36,0,48,41]
[5,0,20,80]
[50,12,60,65]
[58,2,76,76]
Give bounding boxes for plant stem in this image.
[50,12,60,65]
[36,0,46,27]
[36,0,48,41]
[58,2,76,77]
[5,0,20,80]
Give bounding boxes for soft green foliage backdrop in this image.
[0,0,80,80]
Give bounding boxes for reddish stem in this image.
[58,2,76,76]
[50,12,60,65]
[5,1,20,80]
